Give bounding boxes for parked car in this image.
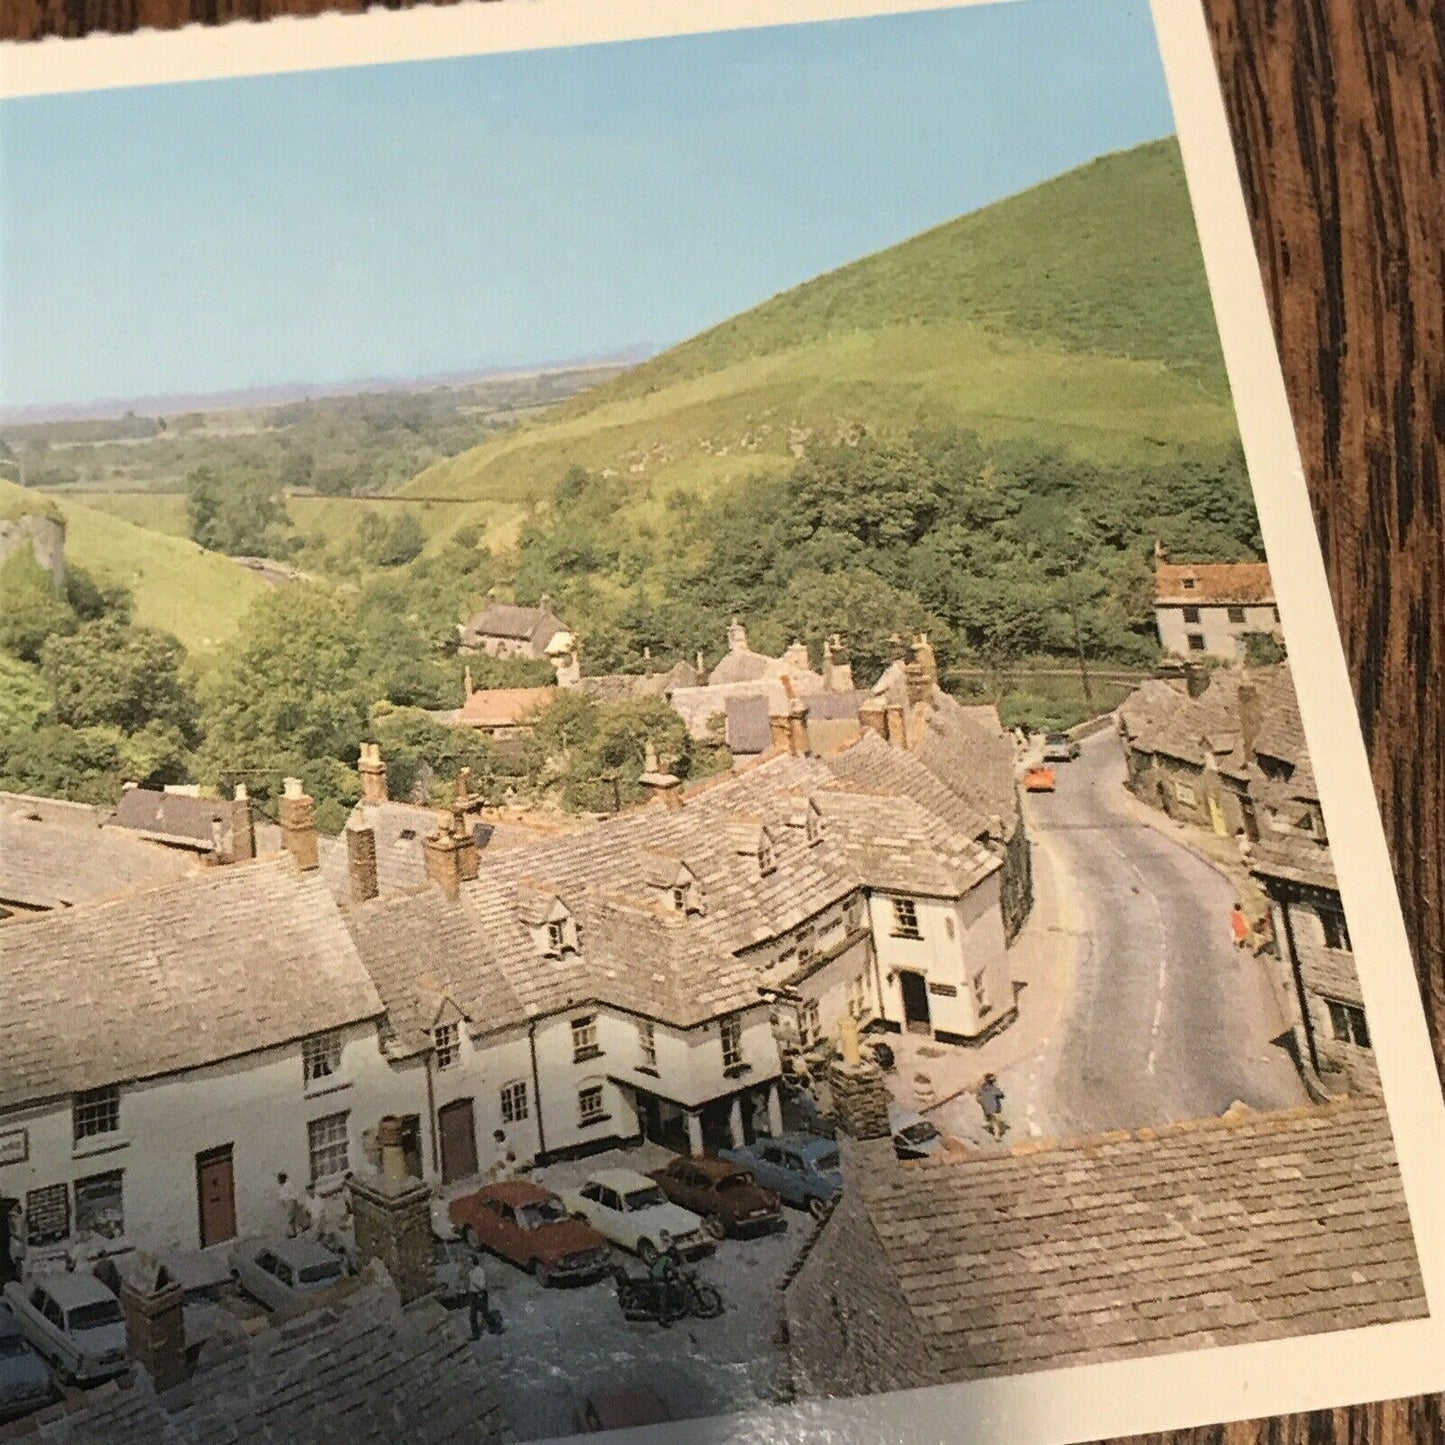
[1023,764,1056,793]
[1,1272,128,1386]
[720,1134,842,1218]
[1042,731,1080,762]
[449,1181,611,1285]
[573,1386,673,1433]
[228,1236,348,1312]
[889,1105,944,1160]
[0,1305,58,1421]
[558,1169,710,1264]
[647,1154,783,1239]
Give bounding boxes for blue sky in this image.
[0,0,1175,410]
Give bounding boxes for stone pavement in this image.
[884,811,1084,1132]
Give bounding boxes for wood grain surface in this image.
[1,0,1441,1440]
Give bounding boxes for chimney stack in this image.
[358,741,389,805]
[346,821,379,904]
[464,665,475,701]
[781,676,811,757]
[1184,663,1210,699]
[1237,682,1261,763]
[119,1257,187,1394]
[423,804,480,899]
[911,632,939,687]
[768,712,791,754]
[231,784,256,862]
[453,767,485,831]
[858,699,886,738]
[827,1055,893,1146]
[279,777,319,871]
[639,739,684,810]
[887,632,907,663]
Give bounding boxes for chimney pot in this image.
[358,741,389,804]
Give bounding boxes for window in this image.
[671,887,687,912]
[73,1086,120,1144]
[847,974,867,1019]
[74,1171,124,1240]
[798,999,822,1049]
[1173,780,1197,806]
[846,899,863,932]
[434,1022,460,1070]
[24,1184,69,1246]
[500,1080,529,1123]
[1182,606,1202,624]
[720,1016,743,1070]
[547,920,566,954]
[638,1020,657,1071]
[1227,606,1247,624]
[1186,634,1206,652]
[1182,576,1197,590]
[303,1031,343,1085]
[307,1112,350,1184]
[571,1015,600,1062]
[578,1085,606,1126]
[972,973,991,1016]
[1326,1000,1371,1048]
[891,898,922,940]
[1320,908,1352,952]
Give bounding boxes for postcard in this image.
[0,1,1441,1442]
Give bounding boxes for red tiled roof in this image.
[456,687,555,728]
[1156,561,1274,604]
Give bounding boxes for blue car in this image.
[720,1134,842,1219]
[0,1304,58,1423]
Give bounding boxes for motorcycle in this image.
[611,1264,724,1326]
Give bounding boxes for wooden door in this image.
[900,971,932,1034]
[438,1098,478,1185]
[196,1146,237,1248]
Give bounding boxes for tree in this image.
[186,466,294,557]
[0,549,75,663]
[42,618,199,741]
[195,584,369,810]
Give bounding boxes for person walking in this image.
[1230,902,1252,951]
[467,1254,490,1340]
[976,1073,1007,1139]
[277,1172,303,1238]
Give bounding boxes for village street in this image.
[934,727,1307,1143]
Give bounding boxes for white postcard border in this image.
[1,2,1441,1442]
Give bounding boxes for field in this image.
[0,478,266,654]
[401,139,1239,549]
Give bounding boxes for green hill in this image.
[0,478,266,655]
[404,137,1237,540]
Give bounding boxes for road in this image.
[954,728,1307,1140]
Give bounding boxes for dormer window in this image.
[672,887,687,912]
[434,1022,460,1070]
[805,802,823,846]
[1182,576,1197,590]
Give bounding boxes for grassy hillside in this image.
[579,137,1225,405]
[403,139,1236,540]
[0,478,266,654]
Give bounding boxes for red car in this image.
[647,1154,784,1239]
[448,1181,611,1285]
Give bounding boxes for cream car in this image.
[559,1169,709,1263]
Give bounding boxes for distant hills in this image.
[403,138,1239,546]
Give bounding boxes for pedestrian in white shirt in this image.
[467,1256,490,1339]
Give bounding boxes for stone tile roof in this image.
[1155,561,1274,605]
[576,661,699,704]
[0,792,109,829]
[34,1272,509,1444]
[0,855,384,1110]
[460,601,567,650]
[822,734,991,843]
[454,687,556,729]
[1119,668,1287,771]
[791,1098,1424,1388]
[320,800,445,901]
[725,694,774,756]
[0,809,196,911]
[912,690,1021,834]
[111,788,238,851]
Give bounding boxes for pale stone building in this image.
[1154,558,1281,660]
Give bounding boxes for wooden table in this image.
[1,0,1440,1440]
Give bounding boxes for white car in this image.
[559,1168,710,1263]
[1,1272,128,1386]
[228,1236,348,1312]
